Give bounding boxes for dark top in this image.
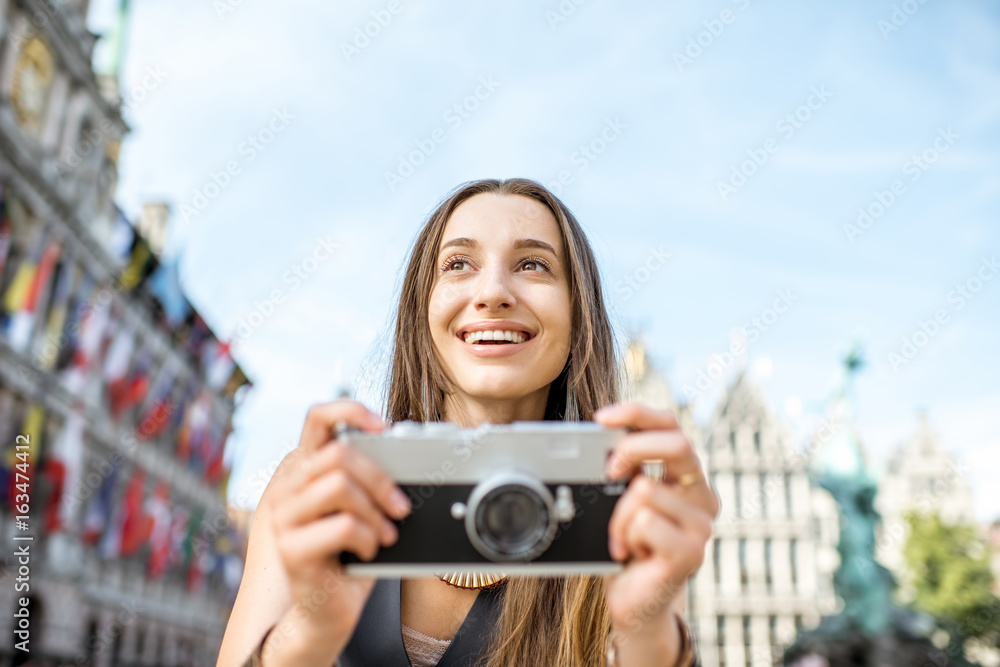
[338,578,505,667]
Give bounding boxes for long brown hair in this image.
[385,178,619,666]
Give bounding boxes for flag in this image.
[179,389,211,462]
[119,468,153,557]
[4,403,44,510]
[118,235,153,291]
[146,481,172,578]
[82,462,118,545]
[203,339,235,391]
[167,505,190,570]
[40,411,86,532]
[137,360,177,441]
[38,260,78,371]
[103,324,136,416]
[0,189,12,278]
[4,230,60,352]
[62,284,111,396]
[147,257,191,326]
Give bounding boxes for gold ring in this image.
[676,471,702,487]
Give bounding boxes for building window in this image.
[713,538,722,586]
[764,538,773,591]
[735,473,743,518]
[743,616,752,667]
[717,616,727,667]
[739,538,748,591]
[790,539,798,591]
[754,429,761,453]
[794,615,803,635]
[768,615,778,658]
[759,472,768,518]
[784,472,793,517]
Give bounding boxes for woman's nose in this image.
[473,266,516,311]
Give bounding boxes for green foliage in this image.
[902,511,1000,643]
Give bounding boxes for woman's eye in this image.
[446,260,466,271]
[522,261,539,271]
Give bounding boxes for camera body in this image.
[338,420,628,577]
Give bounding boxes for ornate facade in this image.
[620,341,840,667]
[0,1,249,665]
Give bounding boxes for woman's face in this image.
[428,193,572,413]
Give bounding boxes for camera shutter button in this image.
[451,502,467,520]
[554,485,575,522]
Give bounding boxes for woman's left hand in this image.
[595,403,719,644]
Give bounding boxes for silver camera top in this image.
[339,420,626,484]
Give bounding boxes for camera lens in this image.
[477,486,548,557]
[465,474,558,561]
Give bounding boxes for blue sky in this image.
[88,0,999,520]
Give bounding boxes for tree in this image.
[902,511,1000,645]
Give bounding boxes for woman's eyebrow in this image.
[512,238,558,256]
[440,237,478,252]
[438,237,559,257]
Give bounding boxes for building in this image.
[619,341,841,667]
[0,1,250,665]
[875,413,976,578]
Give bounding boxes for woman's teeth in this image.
[463,330,527,344]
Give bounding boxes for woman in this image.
[217,178,719,667]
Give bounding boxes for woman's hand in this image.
[595,403,719,662]
[265,400,412,650]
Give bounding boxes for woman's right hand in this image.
[265,400,412,648]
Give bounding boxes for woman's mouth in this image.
[462,330,528,345]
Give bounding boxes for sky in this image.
[87,0,999,520]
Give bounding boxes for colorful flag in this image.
[4,229,60,352]
[40,410,86,532]
[203,339,235,391]
[103,324,136,416]
[167,505,190,570]
[146,481,172,578]
[62,285,111,396]
[38,260,78,371]
[5,403,44,510]
[82,462,118,545]
[119,468,153,557]
[137,359,177,441]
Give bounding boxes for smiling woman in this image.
[217,178,714,667]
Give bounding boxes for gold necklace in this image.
[437,572,508,589]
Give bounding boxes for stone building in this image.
[619,341,840,667]
[0,1,249,665]
[875,413,976,578]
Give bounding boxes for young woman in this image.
[217,179,718,667]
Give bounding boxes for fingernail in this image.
[390,489,411,517]
[381,518,398,545]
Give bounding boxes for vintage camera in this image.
[338,420,628,577]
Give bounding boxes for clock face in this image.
[11,37,55,135]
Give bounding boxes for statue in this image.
[783,343,978,667]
